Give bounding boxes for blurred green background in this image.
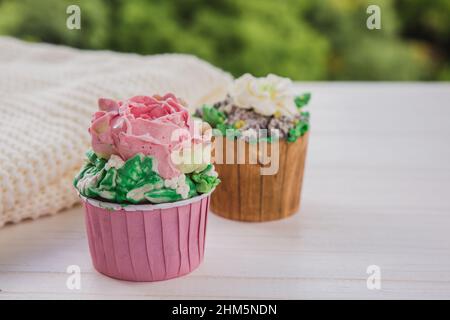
[0,0,449,80]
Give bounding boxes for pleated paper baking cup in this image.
[211,133,308,222]
[80,192,211,282]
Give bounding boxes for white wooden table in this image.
[1,83,449,299]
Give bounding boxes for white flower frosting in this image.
[164,174,190,199]
[104,154,125,170]
[229,73,298,118]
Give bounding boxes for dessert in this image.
[74,94,219,281]
[75,94,219,204]
[195,74,310,221]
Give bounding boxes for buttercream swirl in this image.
[75,94,219,204]
[90,94,210,179]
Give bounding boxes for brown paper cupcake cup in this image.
[211,133,308,222]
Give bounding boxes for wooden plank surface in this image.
[1,83,449,299]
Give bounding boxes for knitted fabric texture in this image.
[0,37,232,227]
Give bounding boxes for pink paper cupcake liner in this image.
[81,193,211,282]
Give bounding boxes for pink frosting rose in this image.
[89,94,205,179]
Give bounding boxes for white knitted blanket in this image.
[0,37,232,227]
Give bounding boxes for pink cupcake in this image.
[74,94,219,281]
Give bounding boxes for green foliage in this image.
[0,0,110,49]
[303,0,433,80]
[396,0,450,42]
[0,0,448,80]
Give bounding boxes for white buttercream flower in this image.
[176,185,190,199]
[229,73,298,117]
[164,173,190,199]
[164,177,178,189]
[105,154,125,170]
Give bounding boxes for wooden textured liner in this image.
[211,133,309,222]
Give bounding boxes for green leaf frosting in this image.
[201,104,226,127]
[190,164,221,193]
[144,188,182,204]
[294,93,311,109]
[74,152,219,204]
[287,121,309,142]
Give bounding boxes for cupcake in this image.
[195,74,310,222]
[74,94,219,281]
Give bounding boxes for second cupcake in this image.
[195,74,310,222]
